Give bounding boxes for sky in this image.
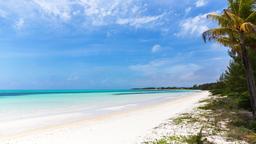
[0,0,230,89]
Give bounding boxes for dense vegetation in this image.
[194,50,256,111]
[193,0,256,142]
[201,0,256,117]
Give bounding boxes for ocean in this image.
[0,89,196,122]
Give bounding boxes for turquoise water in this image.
[0,89,195,122]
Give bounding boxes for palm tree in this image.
[202,0,256,117]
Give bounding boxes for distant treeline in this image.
[191,83,219,90]
[133,84,220,91]
[133,87,197,90]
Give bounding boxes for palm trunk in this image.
[240,33,256,118]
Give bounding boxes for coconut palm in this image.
[202,0,256,117]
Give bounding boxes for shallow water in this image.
[0,89,196,122]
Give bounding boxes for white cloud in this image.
[210,57,225,61]
[195,0,208,7]
[129,59,201,83]
[15,18,25,30]
[116,14,163,27]
[0,0,167,30]
[33,0,72,21]
[151,44,161,53]
[185,7,192,14]
[209,43,228,52]
[32,0,164,27]
[80,1,165,27]
[210,43,222,50]
[78,0,132,26]
[177,13,210,37]
[0,9,7,18]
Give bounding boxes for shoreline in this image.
[0,91,209,144]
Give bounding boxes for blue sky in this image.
[0,0,229,89]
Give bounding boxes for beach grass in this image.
[143,93,256,144]
[144,129,209,144]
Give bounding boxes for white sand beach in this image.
[0,91,209,144]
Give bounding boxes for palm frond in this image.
[202,28,239,42]
[246,11,256,23]
[240,22,256,32]
[202,0,256,52]
[228,0,239,15]
[216,37,239,48]
[224,9,244,26]
[207,13,230,26]
[239,0,255,18]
